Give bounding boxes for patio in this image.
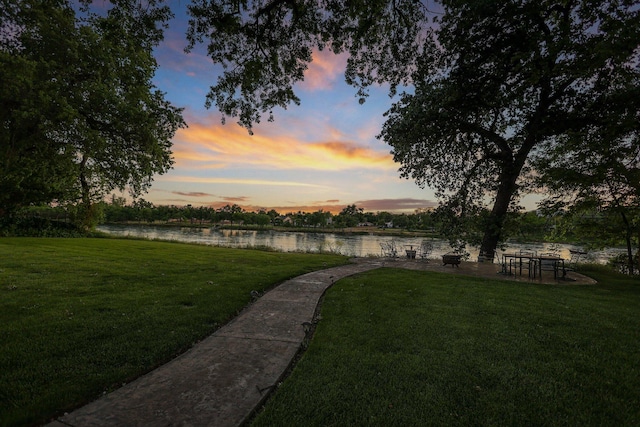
[360,257,597,285]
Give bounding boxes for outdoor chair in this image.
[552,249,586,279]
[418,241,433,262]
[380,241,398,258]
[568,249,588,270]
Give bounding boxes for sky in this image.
[143,4,537,215]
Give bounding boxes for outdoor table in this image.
[535,255,565,279]
[502,254,566,280]
[502,253,535,277]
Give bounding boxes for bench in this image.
[442,253,462,267]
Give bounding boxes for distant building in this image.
[282,216,294,225]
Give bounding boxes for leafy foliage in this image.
[186,0,428,130]
[0,1,79,216]
[533,10,640,274]
[0,0,186,226]
[381,0,640,257]
[0,215,89,238]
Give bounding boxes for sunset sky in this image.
[144,5,538,214]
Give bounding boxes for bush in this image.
[608,253,639,275]
[0,216,89,237]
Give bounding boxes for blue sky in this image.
[142,4,538,214]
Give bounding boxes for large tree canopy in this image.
[1,1,78,217]
[0,0,185,227]
[186,0,429,129]
[537,67,640,273]
[382,0,640,257]
[187,0,640,259]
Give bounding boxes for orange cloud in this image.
[171,119,395,171]
[308,141,386,162]
[156,175,328,188]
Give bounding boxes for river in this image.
[97,224,621,265]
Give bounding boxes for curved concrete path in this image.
[47,259,384,427]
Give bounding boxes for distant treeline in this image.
[20,198,556,242]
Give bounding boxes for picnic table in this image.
[501,253,566,279]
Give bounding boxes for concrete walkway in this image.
[47,260,385,427]
[46,257,595,427]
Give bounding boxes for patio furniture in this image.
[404,243,418,259]
[418,241,433,262]
[568,249,588,270]
[536,252,566,279]
[442,253,462,267]
[380,241,398,258]
[502,251,536,277]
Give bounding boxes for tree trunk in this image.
[620,210,635,275]
[78,154,93,230]
[479,171,519,262]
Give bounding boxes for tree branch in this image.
[458,120,512,159]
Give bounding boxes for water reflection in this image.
[97,224,618,264]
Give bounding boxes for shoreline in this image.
[101,221,441,239]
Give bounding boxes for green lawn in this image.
[252,267,640,426]
[0,238,348,427]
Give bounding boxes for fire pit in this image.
[442,253,462,267]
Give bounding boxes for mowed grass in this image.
[253,267,640,426]
[0,238,348,427]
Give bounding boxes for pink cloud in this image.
[299,49,348,92]
[222,196,249,202]
[171,191,214,197]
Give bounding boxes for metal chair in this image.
[418,241,433,262]
[568,249,588,270]
[380,241,398,258]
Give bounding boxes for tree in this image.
[132,198,155,223]
[336,204,363,227]
[309,210,330,228]
[537,108,640,273]
[254,213,271,228]
[381,0,640,259]
[217,204,244,225]
[0,0,185,227]
[186,0,640,260]
[1,0,79,219]
[266,209,280,225]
